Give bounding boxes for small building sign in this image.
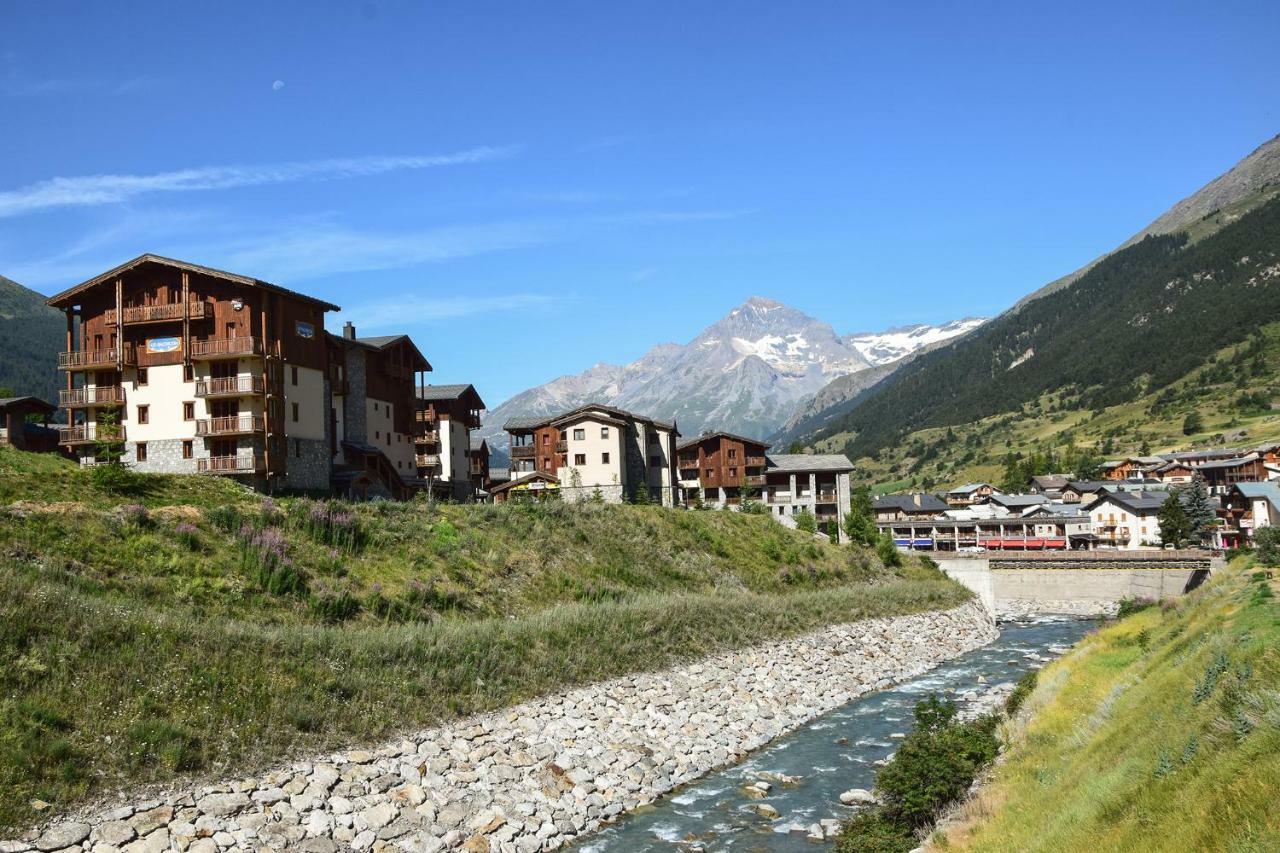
[295,321,315,339]
[147,336,181,354]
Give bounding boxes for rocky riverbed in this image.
[1,600,995,853]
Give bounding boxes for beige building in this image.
[1083,491,1168,549]
[415,384,485,500]
[504,403,678,505]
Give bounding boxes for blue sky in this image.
[2,2,1278,405]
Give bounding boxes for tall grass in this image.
[0,565,966,831]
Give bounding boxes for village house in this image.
[872,493,950,522]
[0,396,58,453]
[1215,482,1280,549]
[1082,491,1169,549]
[470,436,492,498]
[1061,480,1112,503]
[878,499,1089,552]
[415,384,485,500]
[1026,473,1070,496]
[504,403,678,505]
[945,482,1001,506]
[675,431,770,508]
[46,254,434,498]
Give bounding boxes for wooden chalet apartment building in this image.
[45,254,481,500]
[414,384,486,500]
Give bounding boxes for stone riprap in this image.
[3,599,994,853]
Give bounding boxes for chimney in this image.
[343,321,356,340]
[913,493,921,507]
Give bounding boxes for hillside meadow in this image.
[0,448,969,832]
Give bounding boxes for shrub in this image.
[174,522,200,550]
[90,462,149,496]
[834,809,915,853]
[238,525,308,597]
[1005,670,1038,715]
[309,588,362,623]
[1117,596,1157,618]
[293,500,364,552]
[876,708,999,829]
[794,510,818,534]
[117,503,151,529]
[206,504,242,533]
[876,533,903,568]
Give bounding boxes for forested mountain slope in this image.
[811,194,1280,464]
[0,274,62,402]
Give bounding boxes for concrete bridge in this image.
[933,550,1224,618]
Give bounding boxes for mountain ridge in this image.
[0,274,63,403]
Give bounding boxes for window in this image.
[181,440,193,459]
[291,402,299,422]
[182,402,194,421]
[728,449,737,460]
[601,452,610,464]
[137,368,148,386]
[728,467,737,478]
[601,427,609,439]
[183,364,194,382]
[295,439,302,459]
[136,443,147,462]
[573,428,585,441]
[574,453,586,465]
[375,430,380,440]
[544,459,552,470]
[650,456,661,468]
[291,366,298,385]
[373,402,378,413]
[706,468,714,478]
[137,405,149,424]
[542,434,550,445]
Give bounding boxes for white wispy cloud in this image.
[0,146,519,218]
[338,293,561,330]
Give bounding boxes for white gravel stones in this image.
[4,600,995,852]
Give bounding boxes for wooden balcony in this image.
[415,429,440,444]
[194,376,265,398]
[58,424,125,446]
[469,462,484,476]
[510,445,536,459]
[678,457,699,470]
[198,454,265,475]
[414,410,439,425]
[744,474,766,486]
[106,301,212,325]
[195,415,265,436]
[555,440,568,452]
[416,453,441,468]
[58,346,136,370]
[60,386,125,408]
[189,337,261,360]
[816,491,839,504]
[745,456,767,467]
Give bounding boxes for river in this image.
[573,618,1095,852]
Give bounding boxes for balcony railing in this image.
[58,424,126,445]
[744,474,766,486]
[555,440,568,452]
[510,445,536,459]
[816,491,839,503]
[678,457,699,469]
[745,455,767,467]
[415,429,439,444]
[194,376,265,398]
[195,415,265,436]
[189,337,261,360]
[106,301,213,325]
[416,453,441,468]
[198,454,265,475]
[469,463,484,475]
[60,386,125,408]
[767,492,793,504]
[57,346,136,370]
[414,410,438,424]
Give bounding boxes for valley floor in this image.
[0,447,969,834]
[932,557,1280,852]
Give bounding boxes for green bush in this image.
[1117,596,1157,618]
[795,510,818,534]
[1005,670,1038,715]
[876,533,903,568]
[89,463,149,497]
[834,809,915,853]
[1253,526,1280,567]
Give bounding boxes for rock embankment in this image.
[3,600,995,853]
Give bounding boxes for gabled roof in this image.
[948,482,998,495]
[1195,453,1260,471]
[418,383,485,409]
[353,333,431,372]
[0,396,56,415]
[489,470,559,495]
[1066,480,1112,493]
[873,493,949,513]
[1084,490,1170,513]
[990,493,1049,510]
[469,435,488,453]
[1029,474,1070,490]
[46,253,342,312]
[765,453,854,473]
[676,431,771,453]
[551,410,629,429]
[503,403,676,433]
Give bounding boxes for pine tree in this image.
[1182,476,1216,545]
[1157,493,1190,548]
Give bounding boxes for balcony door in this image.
[210,438,237,459]
[212,400,239,419]
[211,361,236,380]
[224,321,237,340]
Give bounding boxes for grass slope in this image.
[0,448,969,831]
[937,559,1280,852]
[817,321,1280,492]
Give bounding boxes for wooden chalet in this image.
[675,431,769,507]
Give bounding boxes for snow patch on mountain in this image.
[846,317,986,366]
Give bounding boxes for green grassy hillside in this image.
[815,320,1280,492]
[806,193,1280,467]
[0,275,62,403]
[936,558,1280,852]
[0,448,969,831]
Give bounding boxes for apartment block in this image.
[504,403,677,505]
[415,384,485,500]
[761,453,854,541]
[47,254,434,498]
